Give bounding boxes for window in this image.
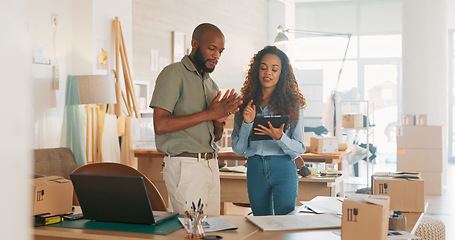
[293,1,402,174]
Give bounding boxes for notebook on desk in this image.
[70,174,178,225]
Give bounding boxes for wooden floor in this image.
[223,164,455,237]
[425,163,454,237]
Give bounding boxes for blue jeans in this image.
[247,155,298,216]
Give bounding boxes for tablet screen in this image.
[251,115,290,141]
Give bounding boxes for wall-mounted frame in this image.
[172,31,185,63]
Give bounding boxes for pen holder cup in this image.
[184,211,205,239]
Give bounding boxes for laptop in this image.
[70,173,178,225]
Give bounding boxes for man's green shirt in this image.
[150,55,220,155]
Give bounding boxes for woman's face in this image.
[258,53,281,91]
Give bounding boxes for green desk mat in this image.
[48,216,183,235]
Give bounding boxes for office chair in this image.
[71,162,167,211]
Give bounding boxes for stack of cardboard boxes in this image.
[341,171,425,240]
[348,172,425,240]
[396,114,444,195]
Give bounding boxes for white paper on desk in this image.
[386,230,420,239]
[246,213,341,232]
[301,196,343,214]
[178,216,238,232]
[219,165,247,173]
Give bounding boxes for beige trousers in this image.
[162,155,220,216]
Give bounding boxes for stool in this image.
[415,215,445,240]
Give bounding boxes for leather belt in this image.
[172,152,216,160]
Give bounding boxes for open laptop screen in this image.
[70,174,176,225]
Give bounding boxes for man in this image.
[150,23,242,215]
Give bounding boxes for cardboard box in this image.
[402,114,414,125]
[303,132,316,146]
[32,176,73,215]
[310,137,338,154]
[389,215,406,230]
[420,171,443,195]
[371,172,421,185]
[397,148,443,172]
[372,173,424,212]
[341,194,390,240]
[342,113,364,128]
[414,114,427,125]
[396,125,442,149]
[402,114,428,125]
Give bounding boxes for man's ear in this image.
[191,39,198,49]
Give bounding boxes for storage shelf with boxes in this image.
[341,100,375,185]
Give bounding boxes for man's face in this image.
[193,31,225,73]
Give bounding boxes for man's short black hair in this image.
[192,23,223,41]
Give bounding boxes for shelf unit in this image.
[133,80,151,114]
[341,100,375,186]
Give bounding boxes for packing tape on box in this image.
[389,216,406,230]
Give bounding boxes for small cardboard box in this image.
[389,215,406,230]
[310,137,338,154]
[420,171,443,195]
[414,114,427,125]
[396,125,442,149]
[372,172,424,212]
[341,194,390,240]
[402,114,414,125]
[32,176,73,215]
[342,113,364,128]
[397,148,443,172]
[402,114,428,125]
[303,132,316,146]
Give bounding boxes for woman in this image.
[231,46,306,216]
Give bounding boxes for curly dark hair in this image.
[236,45,306,126]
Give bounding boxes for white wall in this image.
[30,0,73,148]
[73,0,132,77]
[448,0,455,28]
[30,0,132,148]
[1,0,32,239]
[402,0,448,126]
[131,0,270,95]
